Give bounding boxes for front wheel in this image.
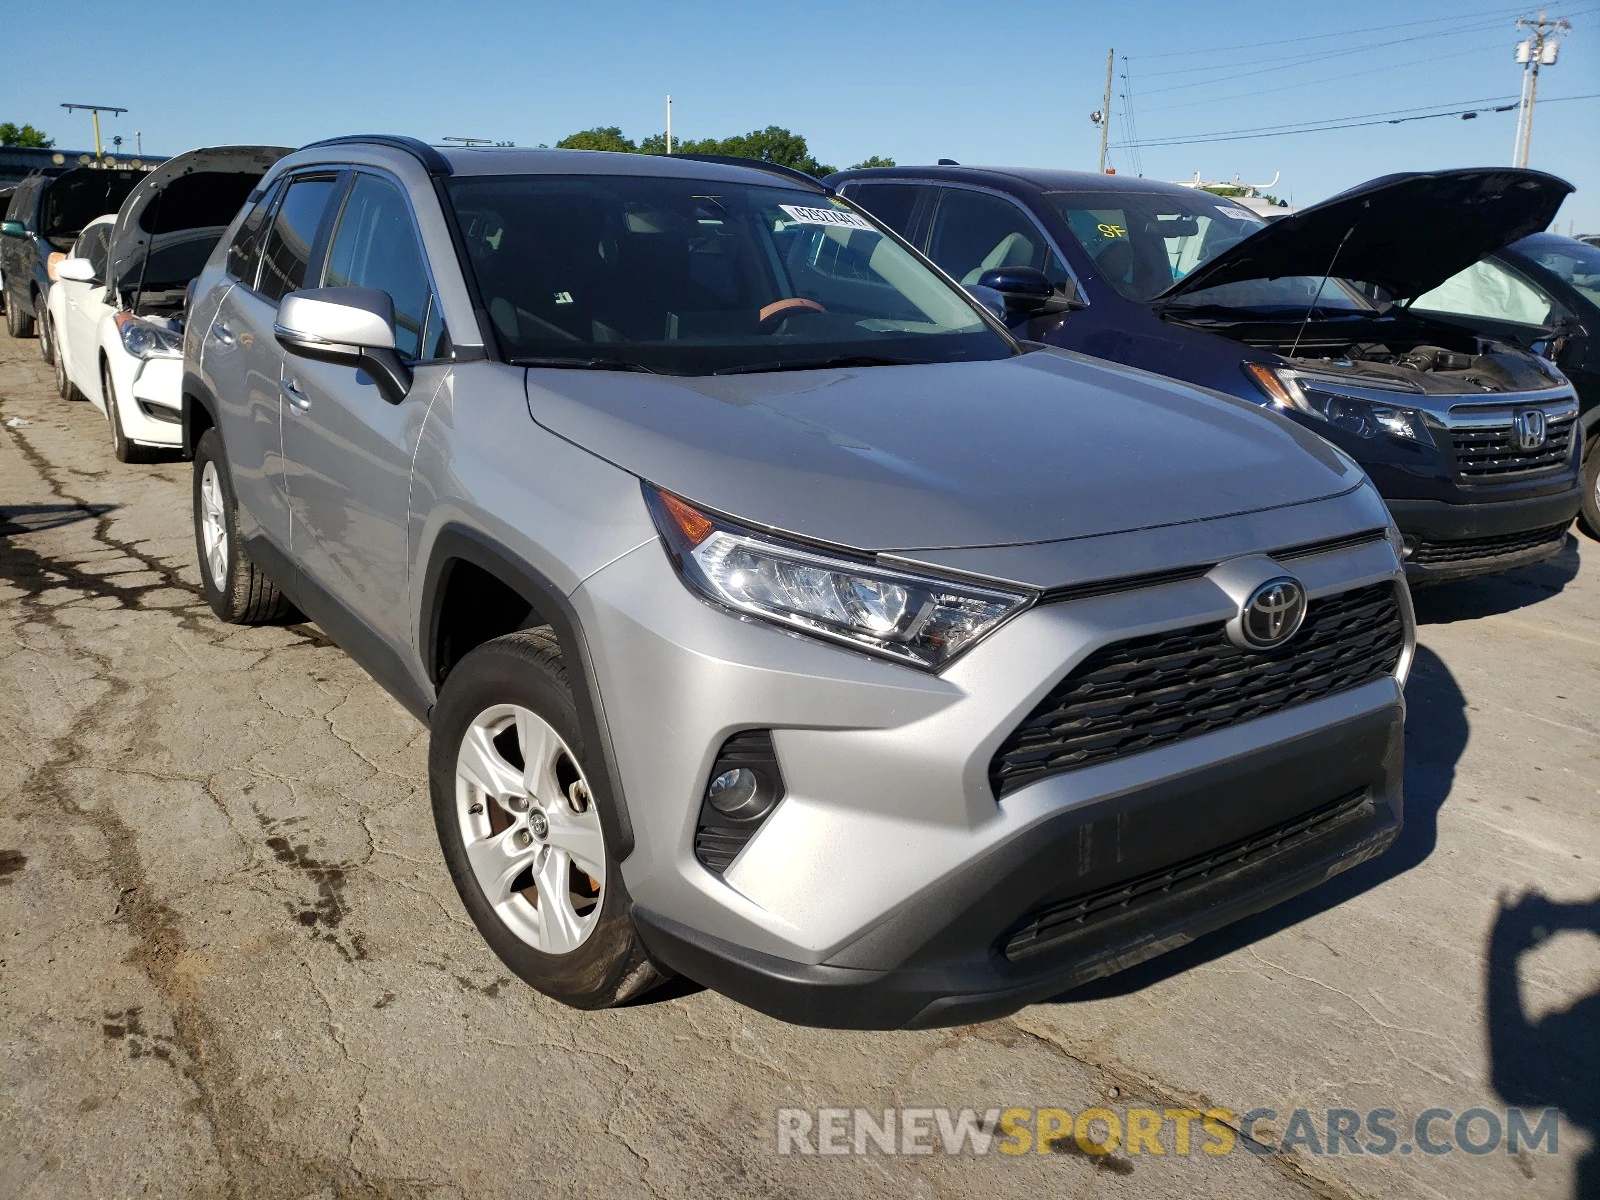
[429,629,665,1010]
[38,304,54,364]
[51,319,82,401]
[104,364,149,464]
[1579,442,1600,541]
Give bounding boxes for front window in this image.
[1411,257,1557,327]
[1049,190,1370,312]
[1518,239,1600,308]
[444,174,1011,375]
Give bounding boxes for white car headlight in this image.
[646,487,1030,669]
[115,314,183,360]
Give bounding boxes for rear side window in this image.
[257,175,338,303]
[845,183,923,241]
[322,174,437,359]
[226,182,280,286]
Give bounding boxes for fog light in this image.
[707,767,762,817]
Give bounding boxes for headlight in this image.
[1243,362,1432,445]
[114,313,183,360]
[645,487,1030,669]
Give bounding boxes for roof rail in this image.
[298,134,453,177]
[666,153,826,190]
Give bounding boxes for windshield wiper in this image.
[712,353,918,376]
[513,356,657,373]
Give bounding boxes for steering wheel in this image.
[758,297,827,331]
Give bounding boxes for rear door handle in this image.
[280,378,310,411]
[211,321,235,346]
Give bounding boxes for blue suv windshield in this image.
[1049,190,1372,314]
[444,174,1014,375]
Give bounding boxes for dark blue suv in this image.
[828,165,1583,583]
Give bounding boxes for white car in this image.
[45,146,290,461]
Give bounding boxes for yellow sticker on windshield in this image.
[1097,223,1127,239]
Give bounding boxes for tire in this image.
[104,363,150,464]
[4,291,33,338]
[429,629,665,1010]
[1580,440,1600,541]
[38,302,54,364]
[51,318,82,401]
[192,427,295,623]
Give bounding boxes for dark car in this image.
[827,165,1583,583]
[1407,232,1600,537]
[1,164,149,353]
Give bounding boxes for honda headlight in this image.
[645,487,1030,669]
[115,313,183,360]
[1243,363,1432,445]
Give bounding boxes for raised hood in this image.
[523,349,1364,552]
[108,145,291,295]
[1159,167,1573,304]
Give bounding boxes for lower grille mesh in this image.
[1410,523,1569,566]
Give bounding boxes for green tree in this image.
[555,126,637,153]
[850,155,895,169]
[0,122,54,148]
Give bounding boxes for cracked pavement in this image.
[0,329,1596,1199]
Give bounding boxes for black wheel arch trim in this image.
[419,524,635,861]
[181,369,220,460]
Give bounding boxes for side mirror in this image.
[977,266,1082,317]
[275,286,412,405]
[0,220,24,238]
[56,256,98,283]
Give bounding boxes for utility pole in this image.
[1098,48,1114,172]
[60,103,127,160]
[1512,10,1569,167]
[666,95,673,155]
[135,131,142,156]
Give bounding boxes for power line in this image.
[1131,5,1532,59]
[1114,91,1598,150]
[1142,41,1516,113]
[1136,15,1510,79]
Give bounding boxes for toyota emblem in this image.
[1236,577,1307,650]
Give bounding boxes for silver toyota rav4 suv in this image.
[183,136,1414,1029]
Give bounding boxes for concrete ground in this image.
[0,327,1595,1200]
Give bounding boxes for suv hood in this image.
[1159,167,1573,304]
[108,145,291,295]
[523,349,1363,552]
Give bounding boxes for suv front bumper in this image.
[575,493,1411,1027]
[635,699,1401,1028]
[1389,486,1581,582]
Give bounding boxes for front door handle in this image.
[211,321,235,346]
[280,378,310,411]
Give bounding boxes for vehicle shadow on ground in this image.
[0,502,117,536]
[1486,891,1600,1197]
[1058,643,1468,1002]
[1410,534,1583,624]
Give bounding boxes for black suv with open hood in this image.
[829,164,1583,582]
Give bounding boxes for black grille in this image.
[1003,790,1371,960]
[1410,523,1569,567]
[989,583,1403,797]
[1451,414,1575,480]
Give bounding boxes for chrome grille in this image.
[1451,412,1575,480]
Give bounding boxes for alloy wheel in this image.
[455,703,605,955]
[199,460,229,587]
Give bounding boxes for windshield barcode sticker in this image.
[1215,205,1259,222]
[779,204,876,230]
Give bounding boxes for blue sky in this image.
[9,0,1600,229]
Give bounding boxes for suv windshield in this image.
[1048,190,1372,314]
[445,174,1012,374]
